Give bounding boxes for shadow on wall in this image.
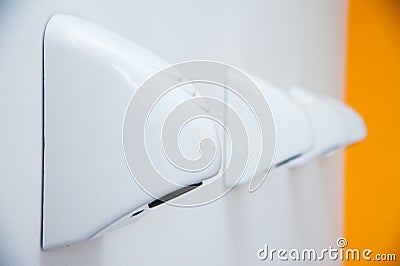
[40,239,103,266]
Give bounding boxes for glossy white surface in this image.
[44,15,320,248]
[323,97,367,146]
[43,15,222,249]
[288,88,366,167]
[253,77,313,167]
[288,87,348,166]
[0,1,348,265]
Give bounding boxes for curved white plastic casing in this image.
[288,87,366,167]
[250,77,314,168]
[216,75,313,187]
[322,97,367,146]
[42,14,221,250]
[42,14,366,250]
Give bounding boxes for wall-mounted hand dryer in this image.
[42,14,366,250]
[42,14,223,250]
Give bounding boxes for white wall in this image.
[0,0,348,265]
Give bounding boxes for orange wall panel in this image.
[345,0,400,264]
